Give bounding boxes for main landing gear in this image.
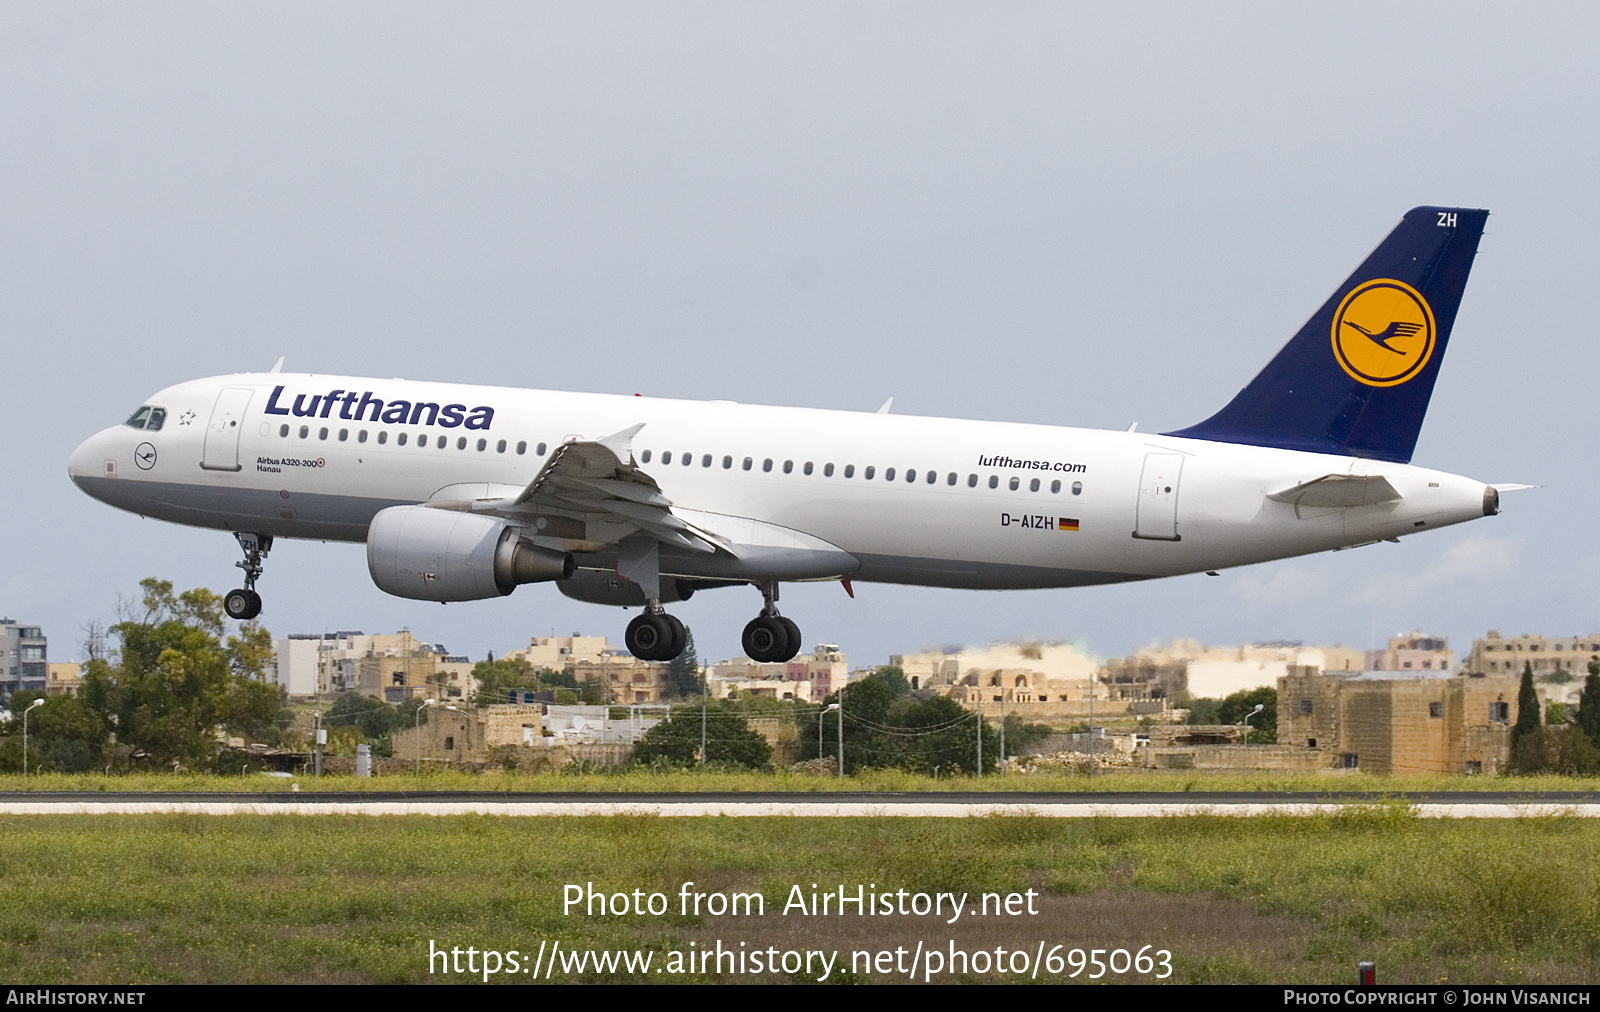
[742,582,801,663]
[625,607,688,663]
[224,532,271,621]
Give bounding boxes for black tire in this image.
[742,616,790,663]
[626,613,672,661]
[664,614,688,660]
[777,617,802,662]
[225,589,260,621]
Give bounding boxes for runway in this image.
[1,791,1596,818]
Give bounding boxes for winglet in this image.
[269,356,285,374]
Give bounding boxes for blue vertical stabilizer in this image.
[1165,206,1488,463]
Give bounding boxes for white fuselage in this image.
[68,372,1495,591]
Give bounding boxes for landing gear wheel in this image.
[742,616,791,663]
[626,613,675,661]
[776,617,802,662]
[225,588,261,620]
[664,614,688,661]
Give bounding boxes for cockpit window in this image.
[123,406,167,431]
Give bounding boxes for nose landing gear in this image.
[224,532,271,620]
[742,582,801,663]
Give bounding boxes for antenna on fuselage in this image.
[876,397,893,414]
[269,356,285,374]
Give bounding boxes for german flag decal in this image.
[1058,518,1080,532]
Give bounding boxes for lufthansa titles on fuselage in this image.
[263,385,495,430]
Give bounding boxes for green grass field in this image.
[1,807,1596,984]
[5,767,1600,794]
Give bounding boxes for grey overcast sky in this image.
[3,3,1596,667]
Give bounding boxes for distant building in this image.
[1466,631,1600,676]
[389,703,660,765]
[46,662,81,697]
[1278,668,1520,775]
[502,635,611,669]
[890,642,1166,719]
[711,644,847,702]
[1125,639,1365,700]
[0,620,47,698]
[269,630,475,702]
[1366,632,1454,673]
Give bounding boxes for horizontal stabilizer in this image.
[1268,474,1402,508]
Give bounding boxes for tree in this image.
[631,704,771,769]
[0,691,108,773]
[1218,686,1277,744]
[78,579,288,769]
[471,657,543,705]
[326,691,405,740]
[664,629,702,699]
[1576,657,1600,748]
[797,668,998,775]
[1514,660,1541,746]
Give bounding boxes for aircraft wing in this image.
[1267,473,1403,508]
[461,424,723,555]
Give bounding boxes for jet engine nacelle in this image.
[366,505,573,602]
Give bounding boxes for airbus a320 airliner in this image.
[70,207,1511,664]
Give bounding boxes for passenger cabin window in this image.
[497,440,507,453]
[742,457,753,471]
[536,442,547,455]
[989,476,999,489]
[358,430,368,443]
[517,441,527,454]
[967,474,977,487]
[300,425,310,439]
[844,464,854,478]
[1072,481,1083,495]
[1030,478,1040,492]
[663,451,673,464]
[1051,479,1061,493]
[1009,477,1020,491]
[398,433,408,446]
[783,460,793,474]
[702,454,712,467]
[378,431,388,444]
[641,450,652,463]
[763,458,773,472]
[280,424,290,437]
[723,455,733,469]
[864,466,875,479]
[804,462,814,475]
[884,468,895,481]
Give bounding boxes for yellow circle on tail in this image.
[1330,279,1436,387]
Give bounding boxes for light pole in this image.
[823,703,840,774]
[1241,702,1265,745]
[414,698,437,776]
[22,698,43,779]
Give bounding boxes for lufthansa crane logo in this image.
[1331,279,1436,387]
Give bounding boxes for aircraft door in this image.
[201,387,254,472]
[1133,452,1184,541]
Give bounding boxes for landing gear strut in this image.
[618,538,690,662]
[742,582,801,663]
[224,532,271,621]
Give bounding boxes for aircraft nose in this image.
[68,427,117,490]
